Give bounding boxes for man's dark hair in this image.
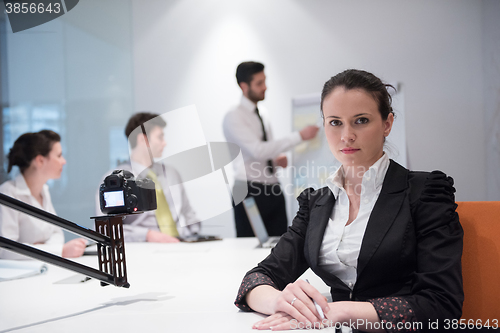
[236,61,265,86]
[125,112,167,148]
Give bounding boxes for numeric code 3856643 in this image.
[442,319,498,330]
[5,2,61,14]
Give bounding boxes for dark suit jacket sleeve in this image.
[368,171,463,333]
[235,188,316,311]
[403,171,464,323]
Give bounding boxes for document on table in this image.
[0,259,48,282]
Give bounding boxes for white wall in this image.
[132,0,488,236]
[483,0,500,200]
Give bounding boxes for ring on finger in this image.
[290,297,297,306]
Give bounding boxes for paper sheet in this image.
[0,260,47,282]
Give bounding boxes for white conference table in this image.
[0,238,330,333]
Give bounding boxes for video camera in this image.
[99,170,157,215]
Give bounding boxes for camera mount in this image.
[0,193,130,288]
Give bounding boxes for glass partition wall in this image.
[0,1,134,233]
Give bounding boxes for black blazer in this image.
[245,160,463,325]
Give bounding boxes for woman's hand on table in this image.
[62,238,87,258]
[252,279,330,330]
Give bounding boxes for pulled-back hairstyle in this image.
[236,61,265,86]
[7,130,61,173]
[125,112,167,148]
[320,69,395,120]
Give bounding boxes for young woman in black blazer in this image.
[235,70,463,332]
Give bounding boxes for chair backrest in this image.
[456,201,500,321]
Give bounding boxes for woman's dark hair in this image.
[7,130,61,173]
[320,69,396,120]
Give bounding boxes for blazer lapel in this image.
[306,189,335,269]
[356,160,409,278]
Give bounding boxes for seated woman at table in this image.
[0,130,86,260]
[234,69,463,332]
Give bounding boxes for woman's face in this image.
[42,142,66,179]
[322,87,393,171]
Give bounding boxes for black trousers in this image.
[233,181,288,237]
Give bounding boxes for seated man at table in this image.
[96,112,201,242]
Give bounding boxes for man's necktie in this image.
[147,170,179,237]
[255,107,274,174]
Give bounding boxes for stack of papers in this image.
[0,260,48,282]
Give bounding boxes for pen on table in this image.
[305,279,325,320]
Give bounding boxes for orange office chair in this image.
[456,201,500,321]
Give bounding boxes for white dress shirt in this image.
[223,95,302,184]
[318,153,390,289]
[0,174,64,259]
[95,161,201,242]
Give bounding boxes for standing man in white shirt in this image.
[223,61,319,237]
